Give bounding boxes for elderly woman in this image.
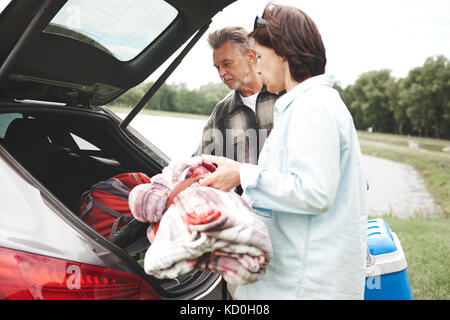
[199,4,367,299]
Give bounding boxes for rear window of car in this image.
[0,1,11,15]
[43,0,178,61]
[0,113,22,139]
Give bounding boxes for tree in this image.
[388,78,411,135]
[420,55,449,139]
[346,70,396,133]
[400,55,450,138]
[196,82,230,114]
[336,83,364,130]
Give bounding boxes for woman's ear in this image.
[278,54,287,62]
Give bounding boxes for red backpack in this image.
[77,172,151,240]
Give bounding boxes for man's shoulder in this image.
[209,90,236,117]
[215,90,235,108]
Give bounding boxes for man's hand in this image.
[199,155,241,191]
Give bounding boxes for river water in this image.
[121,113,436,218]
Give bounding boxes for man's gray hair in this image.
[207,26,254,55]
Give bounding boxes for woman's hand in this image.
[199,155,241,191]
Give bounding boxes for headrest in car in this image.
[3,118,50,149]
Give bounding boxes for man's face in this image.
[213,41,253,91]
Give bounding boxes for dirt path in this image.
[362,154,435,218]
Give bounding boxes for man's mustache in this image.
[221,75,234,82]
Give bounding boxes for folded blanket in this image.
[128,157,273,286]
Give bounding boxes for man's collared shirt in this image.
[195,86,280,164]
[236,74,368,299]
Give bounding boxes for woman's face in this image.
[254,41,287,93]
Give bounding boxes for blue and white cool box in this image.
[364,218,413,300]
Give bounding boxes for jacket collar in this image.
[228,84,275,113]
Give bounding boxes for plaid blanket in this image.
[128,157,273,286]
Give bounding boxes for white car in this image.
[0,0,235,300]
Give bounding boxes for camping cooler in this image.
[364,218,413,300]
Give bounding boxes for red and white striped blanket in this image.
[128,157,272,286]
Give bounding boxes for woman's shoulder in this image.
[292,85,352,123]
[293,84,340,109]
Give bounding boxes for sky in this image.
[149,0,450,89]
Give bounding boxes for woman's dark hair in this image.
[249,4,327,82]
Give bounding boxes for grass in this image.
[379,216,450,300]
[359,131,450,300]
[358,131,450,152]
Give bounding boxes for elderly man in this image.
[195,26,280,167]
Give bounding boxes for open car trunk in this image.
[0,101,222,299]
[0,0,238,300]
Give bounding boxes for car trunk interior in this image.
[0,106,157,210]
[0,102,218,299]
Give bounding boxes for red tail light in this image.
[0,246,161,300]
